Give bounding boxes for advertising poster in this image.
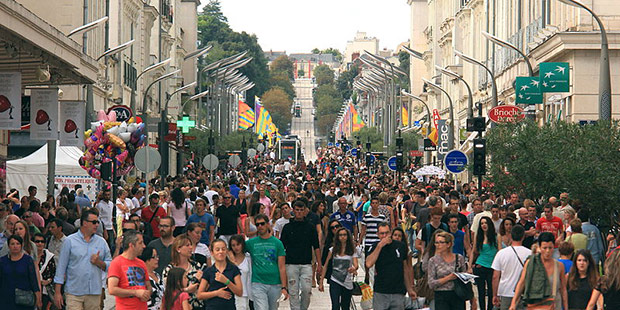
[0,72,22,129]
[54,175,98,202]
[30,88,59,140]
[59,101,85,146]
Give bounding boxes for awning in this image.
[0,0,98,86]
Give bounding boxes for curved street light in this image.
[555,0,611,120]
[481,31,534,77]
[142,69,180,112]
[455,50,498,108]
[68,16,108,37]
[96,40,134,61]
[435,65,474,118]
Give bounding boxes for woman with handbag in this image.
[427,231,468,310]
[0,235,42,310]
[510,232,568,310]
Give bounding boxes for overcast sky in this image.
[199,0,410,54]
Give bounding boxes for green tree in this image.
[397,51,410,91]
[486,121,620,227]
[261,87,293,133]
[353,127,384,152]
[269,71,295,99]
[314,84,341,117]
[336,64,360,100]
[270,55,294,80]
[314,64,334,86]
[197,1,270,103]
[321,48,343,62]
[187,129,258,158]
[311,48,320,54]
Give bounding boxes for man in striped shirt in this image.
[360,197,386,283]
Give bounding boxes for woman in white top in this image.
[229,234,252,310]
[115,188,133,220]
[168,187,191,237]
[318,227,359,310]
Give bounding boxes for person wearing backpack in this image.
[491,225,531,310]
[417,207,448,257]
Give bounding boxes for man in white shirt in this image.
[130,187,145,217]
[273,203,291,239]
[492,225,531,310]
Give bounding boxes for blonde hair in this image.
[170,234,193,266]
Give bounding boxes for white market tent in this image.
[414,165,446,178]
[7,142,87,201]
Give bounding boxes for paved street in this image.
[291,78,318,163]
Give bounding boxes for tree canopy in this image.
[486,120,620,227]
[313,64,334,86]
[270,55,294,80]
[261,87,292,134]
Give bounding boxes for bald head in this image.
[5,214,19,234]
[518,207,529,221]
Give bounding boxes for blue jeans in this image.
[328,279,352,310]
[285,264,313,310]
[251,282,281,310]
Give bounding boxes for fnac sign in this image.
[488,105,524,123]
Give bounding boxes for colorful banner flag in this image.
[30,88,59,140]
[350,103,365,132]
[238,100,255,130]
[0,72,22,130]
[254,96,263,132]
[540,62,570,92]
[59,101,85,146]
[515,76,543,104]
[256,106,272,137]
[402,103,409,127]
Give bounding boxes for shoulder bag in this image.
[14,257,35,307]
[453,254,474,300]
[525,261,559,310]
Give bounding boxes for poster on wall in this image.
[59,101,85,146]
[54,175,98,202]
[0,72,22,130]
[30,88,59,140]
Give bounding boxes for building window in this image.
[124,61,137,90]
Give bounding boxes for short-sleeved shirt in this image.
[107,255,148,310]
[161,291,189,310]
[246,236,286,285]
[536,216,563,247]
[491,245,531,297]
[330,210,356,232]
[216,204,240,235]
[186,213,215,245]
[202,262,241,310]
[451,230,466,256]
[516,220,536,249]
[147,239,172,275]
[368,240,407,294]
[141,206,167,238]
[420,222,448,246]
[361,213,386,247]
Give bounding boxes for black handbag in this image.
[15,287,35,307]
[453,254,474,300]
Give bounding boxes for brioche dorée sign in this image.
[488,105,525,123]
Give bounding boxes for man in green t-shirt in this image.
[246,213,288,310]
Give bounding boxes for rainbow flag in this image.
[238,100,255,130]
[350,103,365,132]
[402,103,409,127]
[256,106,273,137]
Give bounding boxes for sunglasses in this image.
[255,221,267,227]
[84,220,99,225]
[330,224,342,229]
[34,240,46,244]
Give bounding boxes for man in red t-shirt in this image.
[108,230,151,310]
[536,204,564,249]
[141,193,167,238]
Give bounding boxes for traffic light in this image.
[365,152,372,166]
[467,117,486,132]
[473,138,486,176]
[395,136,403,148]
[396,151,404,171]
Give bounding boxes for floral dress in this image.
[147,272,163,310]
[37,249,56,297]
[162,258,204,309]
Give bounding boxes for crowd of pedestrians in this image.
[0,144,619,310]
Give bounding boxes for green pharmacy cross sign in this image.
[515,76,543,104]
[177,116,195,133]
[540,62,570,92]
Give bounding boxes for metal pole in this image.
[47,141,56,196]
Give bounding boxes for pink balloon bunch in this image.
[79,110,147,179]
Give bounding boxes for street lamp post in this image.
[131,58,171,112]
[556,0,611,121]
[435,65,474,118]
[455,51,498,108]
[401,90,432,166]
[481,31,534,77]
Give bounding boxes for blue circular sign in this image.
[335,142,341,147]
[369,154,376,164]
[444,150,468,174]
[351,148,358,156]
[327,142,334,147]
[387,156,398,171]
